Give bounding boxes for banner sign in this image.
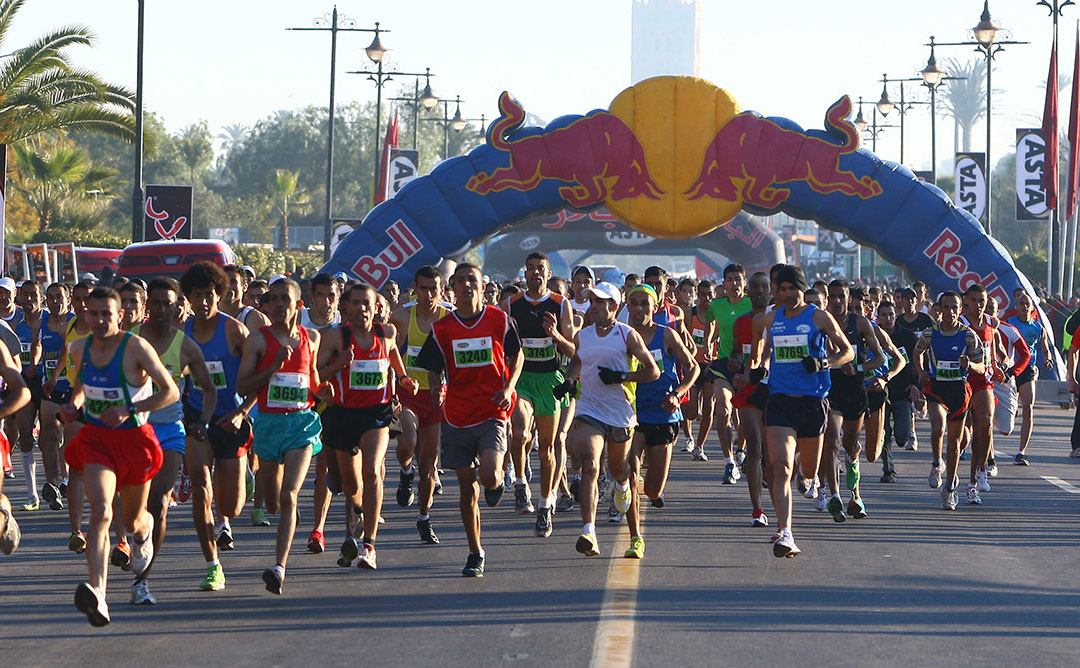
[330,218,363,256]
[954,152,986,224]
[913,170,934,183]
[1016,129,1050,221]
[386,148,419,200]
[144,185,193,241]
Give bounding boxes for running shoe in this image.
[0,496,19,555]
[462,552,485,577]
[68,530,87,554]
[575,531,600,556]
[19,497,39,511]
[307,529,325,553]
[534,506,553,538]
[607,498,624,523]
[245,467,255,504]
[59,478,68,496]
[199,564,225,591]
[262,567,284,595]
[337,537,359,567]
[624,535,645,559]
[74,582,110,627]
[613,483,632,513]
[569,477,581,501]
[396,468,415,508]
[178,473,191,502]
[959,449,969,461]
[417,518,440,544]
[803,479,820,500]
[751,509,769,527]
[433,469,443,495]
[3,470,12,479]
[484,484,504,508]
[597,474,613,501]
[650,494,665,508]
[814,491,828,512]
[847,495,868,519]
[904,439,918,451]
[216,525,235,551]
[525,456,533,483]
[772,529,800,558]
[722,462,741,485]
[827,495,846,523]
[131,578,156,605]
[734,448,747,469]
[987,458,998,477]
[514,483,535,514]
[691,448,708,461]
[128,517,154,576]
[681,436,695,453]
[940,483,956,510]
[42,482,63,511]
[168,492,178,509]
[1014,452,1030,466]
[928,462,945,489]
[845,457,861,492]
[356,544,377,570]
[503,468,513,492]
[975,468,991,493]
[251,507,270,527]
[879,471,897,483]
[769,531,781,543]
[110,541,131,570]
[556,492,575,513]
[966,485,982,505]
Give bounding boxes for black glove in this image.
[748,367,767,384]
[553,377,579,400]
[801,356,827,374]
[1003,367,1015,380]
[598,366,628,385]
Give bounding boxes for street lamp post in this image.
[420,96,467,159]
[877,74,929,165]
[131,0,145,244]
[918,40,968,188]
[856,98,898,153]
[289,9,387,260]
[389,68,438,150]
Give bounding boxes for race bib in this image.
[44,355,58,371]
[349,358,388,390]
[18,342,31,365]
[195,360,227,390]
[84,384,125,420]
[935,360,963,381]
[452,336,493,368]
[267,371,308,409]
[773,334,809,363]
[692,328,706,348]
[650,348,664,372]
[741,343,752,365]
[405,344,423,372]
[522,337,556,362]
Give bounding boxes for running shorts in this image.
[764,393,829,439]
[1015,365,1037,387]
[829,373,868,421]
[708,360,735,391]
[65,422,163,486]
[637,421,679,447]
[440,418,507,470]
[152,420,186,455]
[22,374,42,411]
[515,370,570,417]
[572,414,633,444]
[693,362,713,388]
[865,388,888,414]
[321,402,394,455]
[967,372,992,395]
[252,408,322,463]
[398,386,444,427]
[183,404,252,460]
[746,382,769,411]
[923,381,971,422]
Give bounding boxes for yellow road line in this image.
[589,506,643,668]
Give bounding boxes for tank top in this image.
[332,323,392,408]
[962,315,995,384]
[299,308,340,329]
[429,306,512,428]
[255,325,315,413]
[1006,316,1043,365]
[405,304,448,391]
[39,311,72,380]
[78,332,152,429]
[768,304,830,398]
[575,321,637,428]
[509,291,563,374]
[928,324,973,383]
[184,314,243,417]
[690,308,711,363]
[132,324,185,424]
[636,326,682,424]
[11,309,33,372]
[860,324,890,385]
[64,318,92,383]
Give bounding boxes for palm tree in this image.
[217,123,248,153]
[270,169,310,250]
[0,0,136,144]
[939,57,987,154]
[12,142,118,231]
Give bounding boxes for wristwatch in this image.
[126,404,137,416]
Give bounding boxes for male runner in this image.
[130,278,217,604]
[504,252,576,535]
[414,263,523,576]
[857,293,905,491]
[35,283,74,512]
[704,264,752,478]
[570,266,595,317]
[1004,289,1052,465]
[960,285,998,503]
[13,280,44,510]
[730,272,771,525]
[61,287,179,626]
[221,265,271,331]
[0,341,30,553]
[684,279,716,456]
[876,300,921,482]
[118,282,146,331]
[237,278,332,594]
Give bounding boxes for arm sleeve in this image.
[412,334,444,374]
[504,317,521,360]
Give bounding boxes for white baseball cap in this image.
[582,281,622,306]
[0,277,16,293]
[268,274,287,285]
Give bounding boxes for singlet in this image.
[860,324,890,385]
[960,314,995,386]
[132,324,185,424]
[405,303,449,391]
[571,299,590,314]
[255,325,315,414]
[830,311,867,388]
[925,324,976,383]
[575,321,637,428]
[429,305,512,428]
[78,332,152,429]
[705,296,752,359]
[997,321,1031,376]
[11,309,33,372]
[767,304,830,398]
[299,308,341,329]
[332,324,392,408]
[690,307,712,363]
[636,326,682,425]
[64,318,92,384]
[237,306,258,328]
[39,311,73,381]
[733,312,754,370]
[1006,316,1044,366]
[184,314,243,417]
[509,291,563,375]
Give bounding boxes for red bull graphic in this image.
[466,92,664,208]
[685,97,882,208]
[350,220,424,286]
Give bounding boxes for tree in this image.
[217,123,248,153]
[270,169,311,250]
[175,121,213,184]
[940,57,987,154]
[0,0,136,144]
[11,141,117,231]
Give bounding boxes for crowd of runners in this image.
[0,253,1065,626]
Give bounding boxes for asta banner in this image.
[954,152,986,224]
[385,149,419,201]
[144,185,193,241]
[1016,129,1050,221]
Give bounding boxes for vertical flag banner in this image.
[1043,37,1060,211]
[954,152,986,224]
[1068,28,1080,221]
[143,185,193,241]
[1017,129,1050,221]
[374,111,399,206]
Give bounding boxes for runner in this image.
[0,277,24,475]
[730,271,771,525]
[118,282,146,331]
[0,341,30,555]
[752,265,853,556]
[985,296,1028,456]
[237,277,332,594]
[913,291,984,510]
[221,265,271,331]
[504,252,576,536]
[856,292,905,493]
[413,263,524,577]
[13,280,44,511]
[623,284,697,557]
[1005,289,1054,465]
[319,282,417,569]
[704,264,752,478]
[381,280,401,312]
[876,300,922,482]
[569,266,595,318]
[180,262,254,592]
[35,283,74,513]
[61,286,180,626]
[129,278,217,604]
[563,281,659,556]
[959,285,998,503]
[683,279,716,457]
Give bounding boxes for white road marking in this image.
[589,509,642,668]
[1041,476,1080,494]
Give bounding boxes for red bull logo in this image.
[466,92,664,208]
[923,229,1008,307]
[351,220,424,287]
[685,97,882,209]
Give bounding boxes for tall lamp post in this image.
[131,0,145,244]
[389,68,438,149]
[854,99,896,281]
[917,40,967,187]
[289,8,387,260]
[876,74,929,165]
[421,95,467,159]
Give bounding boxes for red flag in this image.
[374,111,399,205]
[1043,36,1060,211]
[1068,28,1080,220]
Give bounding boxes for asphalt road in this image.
[3,402,1080,668]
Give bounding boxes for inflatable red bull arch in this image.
[322,76,1037,317]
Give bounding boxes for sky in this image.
[8,0,1078,174]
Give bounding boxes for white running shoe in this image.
[814,490,828,512]
[966,485,982,505]
[128,516,155,576]
[681,437,695,453]
[986,461,998,477]
[131,578,156,605]
[975,468,991,493]
[803,479,820,500]
[940,484,957,511]
[772,528,800,558]
[928,462,944,489]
